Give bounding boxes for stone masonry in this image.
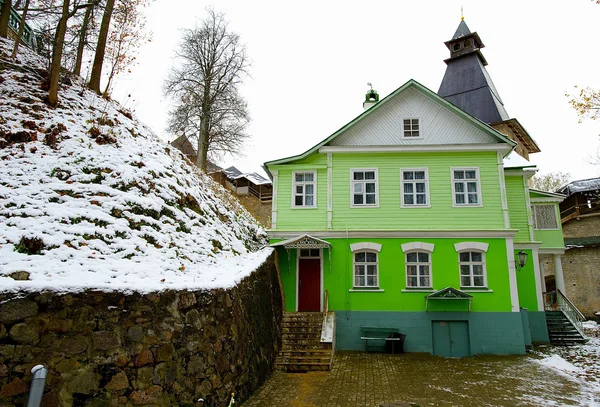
[543,215,600,319]
[0,253,282,406]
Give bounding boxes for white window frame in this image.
[350,168,379,207]
[351,242,381,289]
[353,250,379,288]
[292,170,317,209]
[458,251,487,288]
[531,204,559,230]
[402,118,421,138]
[451,167,482,207]
[405,250,433,288]
[400,168,430,208]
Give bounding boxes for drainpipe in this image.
[26,365,47,407]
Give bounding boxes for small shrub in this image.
[16,236,45,255]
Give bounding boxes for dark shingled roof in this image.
[438,21,510,124]
[452,20,472,39]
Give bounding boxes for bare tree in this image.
[102,0,150,96]
[163,8,250,171]
[0,0,12,38]
[531,172,571,193]
[88,0,113,93]
[72,0,97,76]
[11,0,30,58]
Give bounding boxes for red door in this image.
[298,258,320,311]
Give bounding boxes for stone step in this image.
[278,349,333,357]
[274,362,331,372]
[281,334,321,341]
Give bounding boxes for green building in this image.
[265,19,583,357]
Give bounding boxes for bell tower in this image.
[438,18,540,160]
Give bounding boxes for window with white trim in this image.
[406,251,432,288]
[293,171,316,207]
[401,169,429,206]
[353,251,378,288]
[452,168,481,205]
[459,251,486,287]
[403,118,420,138]
[532,204,558,229]
[351,169,378,206]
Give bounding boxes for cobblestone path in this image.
[243,351,599,406]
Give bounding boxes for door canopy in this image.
[270,234,331,249]
[426,287,473,311]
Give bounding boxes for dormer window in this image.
[403,118,420,138]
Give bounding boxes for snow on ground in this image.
[533,322,600,405]
[0,38,271,294]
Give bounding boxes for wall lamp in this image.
[516,251,528,271]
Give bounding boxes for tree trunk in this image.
[0,0,12,38]
[197,111,209,171]
[47,0,70,107]
[88,0,115,94]
[10,0,29,58]
[73,2,93,77]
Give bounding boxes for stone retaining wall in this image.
[0,253,282,406]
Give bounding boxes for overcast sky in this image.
[112,0,600,182]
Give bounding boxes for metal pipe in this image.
[26,365,47,407]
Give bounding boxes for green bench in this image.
[360,326,404,353]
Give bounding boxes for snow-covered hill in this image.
[0,38,271,293]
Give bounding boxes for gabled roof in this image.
[264,79,516,172]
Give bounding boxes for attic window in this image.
[464,39,471,47]
[453,43,462,51]
[403,119,420,138]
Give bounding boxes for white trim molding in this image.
[319,144,513,154]
[269,229,519,239]
[350,242,382,252]
[271,170,279,229]
[401,242,435,252]
[506,238,521,312]
[454,242,489,252]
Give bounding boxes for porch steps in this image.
[546,311,589,346]
[275,312,333,372]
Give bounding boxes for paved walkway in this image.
[244,351,599,406]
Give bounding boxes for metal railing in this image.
[544,289,587,335]
[323,289,329,317]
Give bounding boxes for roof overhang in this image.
[490,118,541,155]
[530,189,566,203]
[269,234,331,249]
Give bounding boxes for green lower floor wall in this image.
[527,311,549,343]
[334,310,547,355]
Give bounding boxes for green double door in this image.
[432,320,471,357]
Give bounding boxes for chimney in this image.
[363,83,379,110]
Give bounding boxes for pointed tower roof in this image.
[438,19,507,124]
[452,19,472,39]
[437,19,540,159]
